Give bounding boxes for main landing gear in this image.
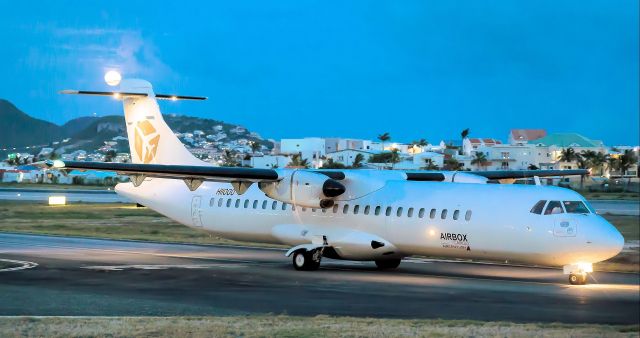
[374,259,401,270]
[292,249,322,271]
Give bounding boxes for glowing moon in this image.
[104,70,122,86]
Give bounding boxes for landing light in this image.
[48,196,67,206]
[113,93,121,99]
[577,262,593,273]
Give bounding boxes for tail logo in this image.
[134,120,160,164]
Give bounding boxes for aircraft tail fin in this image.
[61,78,207,166]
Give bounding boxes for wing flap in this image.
[46,160,280,183]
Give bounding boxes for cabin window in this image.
[385,207,392,216]
[343,204,349,214]
[397,207,403,217]
[353,205,360,214]
[563,201,590,214]
[282,203,288,211]
[430,209,436,219]
[302,207,307,212]
[235,199,240,208]
[218,199,224,207]
[226,199,232,207]
[364,205,370,215]
[544,201,564,215]
[272,201,278,210]
[530,200,546,215]
[441,209,448,219]
[252,200,258,209]
[465,210,472,221]
[407,207,414,217]
[210,198,215,207]
[244,200,249,208]
[453,210,460,220]
[333,204,339,213]
[262,200,267,209]
[418,208,425,218]
[312,208,316,212]
[322,208,327,213]
[374,206,381,216]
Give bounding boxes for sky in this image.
[1,1,638,145]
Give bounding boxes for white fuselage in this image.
[116,177,623,267]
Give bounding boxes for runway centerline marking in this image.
[81,263,247,271]
[0,258,38,272]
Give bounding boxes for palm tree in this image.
[48,150,60,160]
[619,150,638,191]
[390,148,401,169]
[470,152,489,171]
[321,158,346,169]
[590,152,608,176]
[575,154,590,190]
[421,158,439,170]
[410,138,428,153]
[377,132,391,151]
[351,153,365,168]
[287,153,309,168]
[607,156,619,176]
[250,141,261,154]
[222,150,238,167]
[558,148,578,164]
[443,157,463,171]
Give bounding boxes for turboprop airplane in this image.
[48,76,624,285]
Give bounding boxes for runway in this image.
[0,188,129,203]
[0,233,638,324]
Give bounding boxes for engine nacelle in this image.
[259,170,345,208]
[442,172,488,184]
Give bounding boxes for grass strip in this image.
[0,315,637,338]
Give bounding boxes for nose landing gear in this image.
[569,272,588,285]
[564,263,592,285]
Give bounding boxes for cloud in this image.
[44,26,177,81]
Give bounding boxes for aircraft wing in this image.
[45,160,280,182]
[471,169,589,180]
[405,169,588,182]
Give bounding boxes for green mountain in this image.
[0,99,65,148]
[0,99,270,157]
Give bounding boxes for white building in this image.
[325,149,379,167]
[280,137,326,162]
[250,155,290,168]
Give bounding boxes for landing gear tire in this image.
[374,259,401,270]
[292,250,321,271]
[569,273,588,285]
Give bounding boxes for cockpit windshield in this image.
[563,201,591,214]
[544,201,564,215]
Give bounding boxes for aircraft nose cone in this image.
[596,218,625,260]
[322,179,346,197]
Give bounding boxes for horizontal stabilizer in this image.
[60,90,206,101]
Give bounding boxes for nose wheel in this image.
[569,272,588,285]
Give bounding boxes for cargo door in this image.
[191,195,203,227]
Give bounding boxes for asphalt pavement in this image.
[0,233,638,324]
